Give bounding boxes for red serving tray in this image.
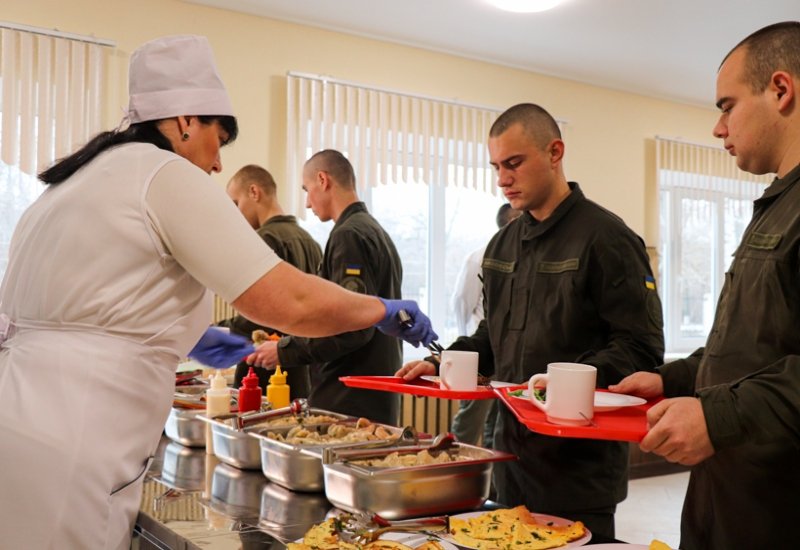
[339,375,522,400]
[496,387,661,442]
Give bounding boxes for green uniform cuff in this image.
[697,385,744,450]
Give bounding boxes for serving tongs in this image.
[322,431,456,465]
[398,309,445,361]
[226,397,309,430]
[335,511,450,544]
[321,425,420,464]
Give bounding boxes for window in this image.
[300,177,504,356]
[287,74,512,357]
[0,27,109,279]
[656,138,771,353]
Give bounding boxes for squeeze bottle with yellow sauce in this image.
[266,365,290,409]
[205,371,231,454]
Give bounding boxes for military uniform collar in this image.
[521,182,583,240]
[335,201,368,226]
[754,162,800,206]
[261,214,297,230]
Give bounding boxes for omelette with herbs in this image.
[448,506,586,549]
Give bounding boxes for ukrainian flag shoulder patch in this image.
[345,264,361,276]
[645,275,656,290]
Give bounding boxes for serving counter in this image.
[133,436,329,549]
[134,435,624,549]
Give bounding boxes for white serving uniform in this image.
[0,143,280,549]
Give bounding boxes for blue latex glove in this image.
[188,327,255,369]
[375,298,438,347]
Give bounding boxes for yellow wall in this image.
[3,0,723,243]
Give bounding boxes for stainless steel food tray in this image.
[202,408,352,471]
[249,416,405,492]
[209,462,268,518]
[164,407,207,448]
[322,442,516,519]
[258,482,331,542]
[160,441,207,491]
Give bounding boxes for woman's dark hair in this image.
[38,115,238,185]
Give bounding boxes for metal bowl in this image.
[164,407,207,448]
[322,442,516,519]
[249,414,403,492]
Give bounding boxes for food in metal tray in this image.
[261,413,342,428]
[286,518,446,549]
[266,417,394,445]
[351,449,465,468]
[448,506,585,549]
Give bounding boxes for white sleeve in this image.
[450,247,485,335]
[145,159,282,303]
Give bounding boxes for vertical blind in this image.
[656,136,773,217]
[286,72,505,218]
[0,27,107,175]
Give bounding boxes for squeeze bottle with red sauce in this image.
[266,365,290,409]
[237,367,262,413]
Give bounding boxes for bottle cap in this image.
[210,371,227,390]
[242,367,259,389]
[269,365,287,385]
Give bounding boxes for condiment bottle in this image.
[237,367,262,413]
[266,365,290,409]
[205,371,231,454]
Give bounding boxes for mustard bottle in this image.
[266,365,290,409]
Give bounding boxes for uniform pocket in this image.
[105,455,154,549]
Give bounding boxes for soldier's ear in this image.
[548,139,565,165]
[771,71,795,113]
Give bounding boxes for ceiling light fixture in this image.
[485,0,569,13]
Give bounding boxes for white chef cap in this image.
[125,35,234,125]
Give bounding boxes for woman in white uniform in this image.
[0,35,435,549]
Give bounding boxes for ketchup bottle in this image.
[237,367,262,413]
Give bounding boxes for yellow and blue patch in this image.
[644,275,656,290]
[345,264,361,276]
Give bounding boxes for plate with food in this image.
[288,517,457,549]
[441,506,591,549]
[508,389,646,412]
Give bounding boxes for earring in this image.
[181,132,190,141]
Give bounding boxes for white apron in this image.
[0,144,213,549]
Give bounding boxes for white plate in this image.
[441,510,592,548]
[511,390,646,412]
[294,531,458,549]
[420,375,520,389]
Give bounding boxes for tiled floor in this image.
[615,471,690,548]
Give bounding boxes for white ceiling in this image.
[188,0,798,108]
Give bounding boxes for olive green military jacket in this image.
[659,163,800,550]
[449,183,665,512]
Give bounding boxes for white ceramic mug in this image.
[528,362,597,426]
[439,350,479,391]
